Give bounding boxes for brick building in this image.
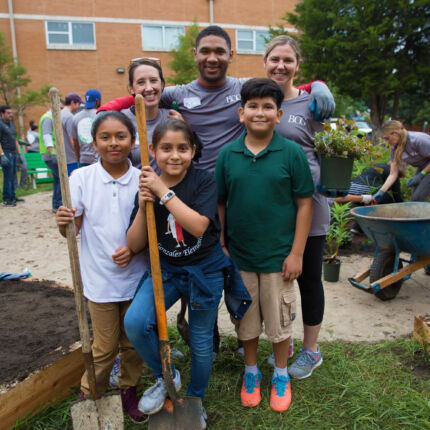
[0,0,297,130]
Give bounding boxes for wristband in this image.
[0,153,4,156]
[421,170,427,176]
[159,190,175,205]
[221,244,226,248]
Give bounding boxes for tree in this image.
[167,19,199,85]
[271,0,430,135]
[0,31,49,135]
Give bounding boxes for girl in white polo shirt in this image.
[56,111,148,425]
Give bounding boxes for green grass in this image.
[12,333,430,430]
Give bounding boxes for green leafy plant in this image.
[326,202,353,260]
[314,120,371,159]
[167,19,199,85]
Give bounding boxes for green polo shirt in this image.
[215,131,314,273]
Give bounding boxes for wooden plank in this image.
[371,256,430,290]
[352,268,370,283]
[0,347,84,430]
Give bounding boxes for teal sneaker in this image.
[288,345,322,379]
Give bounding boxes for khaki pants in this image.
[81,300,143,395]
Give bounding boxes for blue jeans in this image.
[67,162,78,176]
[124,270,223,400]
[1,152,17,202]
[44,158,62,209]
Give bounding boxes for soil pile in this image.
[0,280,79,387]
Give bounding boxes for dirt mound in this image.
[0,280,80,387]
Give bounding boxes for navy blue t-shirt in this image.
[129,168,220,266]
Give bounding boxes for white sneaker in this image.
[201,406,207,429]
[138,369,181,415]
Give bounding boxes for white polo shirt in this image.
[69,160,148,302]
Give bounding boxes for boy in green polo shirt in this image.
[215,78,314,413]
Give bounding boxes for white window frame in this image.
[141,24,185,52]
[45,21,96,50]
[236,29,270,55]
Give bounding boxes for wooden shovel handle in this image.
[135,95,169,342]
[49,88,98,400]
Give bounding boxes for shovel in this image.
[135,94,202,429]
[49,88,124,430]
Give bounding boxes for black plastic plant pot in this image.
[323,257,341,282]
[319,155,354,192]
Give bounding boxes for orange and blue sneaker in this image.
[240,370,262,407]
[270,374,292,412]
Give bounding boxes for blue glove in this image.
[0,154,9,167]
[407,171,425,188]
[373,189,386,203]
[309,81,336,119]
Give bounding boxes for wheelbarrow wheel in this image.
[370,251,403,301]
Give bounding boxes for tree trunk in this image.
[392,90,400,120]
[370,93,387,143]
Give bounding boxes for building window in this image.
[46,21,96,49]
[236,29,270,54]
[141,25,185,51]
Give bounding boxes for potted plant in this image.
[323,202,353,282]
[314,119,371,196]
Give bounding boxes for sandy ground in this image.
[1,191,429,342]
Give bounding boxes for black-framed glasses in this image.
[130,56,161,65]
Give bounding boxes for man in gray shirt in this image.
[71,89,101,167]
[61,92,82,175]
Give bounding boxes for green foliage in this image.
[326,202,353,259]
[351,138,389,177]
[167,19,199,85]
[397,91,430,127]
[314,120,371,159]
[0,31,49,115]
[277,0,430,131]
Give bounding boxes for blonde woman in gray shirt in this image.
[264,35,330,380]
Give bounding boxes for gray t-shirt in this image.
[390,131,430,171]
[71,108,99,165]
[275,92,329,236]
[40,115,54,162]
[160,77,248,172]
[121,107,170,172]
[61,109,77,164]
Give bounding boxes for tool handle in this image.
[135,95,169,342]
[49,88,98,400]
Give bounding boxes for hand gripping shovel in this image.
[49,88,124,430]
[135,94,202,430]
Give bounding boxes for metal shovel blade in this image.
[70,392,124,430]
[148,397,203,430]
